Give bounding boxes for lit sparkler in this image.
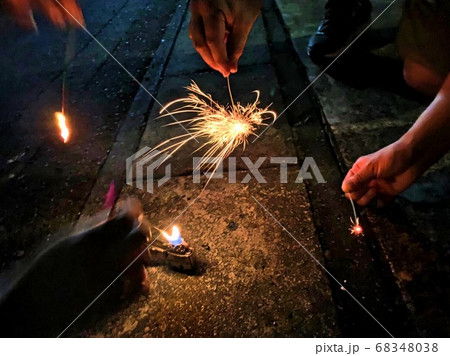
[147,78,277,179]
[348,197,363,236]
[55,29,75,144]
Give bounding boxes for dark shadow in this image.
[371,197,450,336]
[147,257,208,277]
[314,28,430,103]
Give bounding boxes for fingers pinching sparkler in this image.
[146,77,277,184]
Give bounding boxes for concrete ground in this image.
[275,0,450,336]
[0,0,185,266]
[0,0,449,337]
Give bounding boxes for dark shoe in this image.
[307,0,372,64]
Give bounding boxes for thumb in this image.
[342,158,375,193]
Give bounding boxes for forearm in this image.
[399,74,450,169]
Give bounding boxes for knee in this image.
[403,66,433,95]
[403,60,445,96]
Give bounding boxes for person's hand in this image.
[189,0,262,77]
[5,0,84,30]
[342,141,425,206]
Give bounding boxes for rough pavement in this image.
[0,0,185,268]
[72,3,342,337]
[74,171,339,337]
[275,0,450,336]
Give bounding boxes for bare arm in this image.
[4,0,84,30]
[342,73,450,206]
[402,74,450,170]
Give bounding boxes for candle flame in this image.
[55,112,70,143]
[161,225,183,246]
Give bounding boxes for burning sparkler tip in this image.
[55,111,70,143]
[349,217,364,236]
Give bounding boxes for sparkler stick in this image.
[227,76,234,107]
[62,67,66,115]
[62,29,74,114]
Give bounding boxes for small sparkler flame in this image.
[147,79,277,180]
[349,217,364,236]
[160,225,183,246]
[348,197,364,236]
[55,111,70,143]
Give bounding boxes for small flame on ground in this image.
[55,112,70,143]
[161,225,183,246]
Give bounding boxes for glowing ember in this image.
[349,217,364,236]
[147,80,277,179]
[161,225,183,246]
[347,196,364,236]
[55,112,70,143]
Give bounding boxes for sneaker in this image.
[307,0,372,64]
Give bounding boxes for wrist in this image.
[397,129,442,174]
[393,135,416,165]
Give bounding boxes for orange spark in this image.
[55,112,70,143]
[349,217,364,236]
[347,196,364,236]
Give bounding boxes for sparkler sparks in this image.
[348,197,364,236]
[147,78,277,179]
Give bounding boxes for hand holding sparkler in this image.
[342,139,433,235]
[342,141,422,207]
[344,73,450,209]
[4,0,84,31]
[189,0,262,77]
